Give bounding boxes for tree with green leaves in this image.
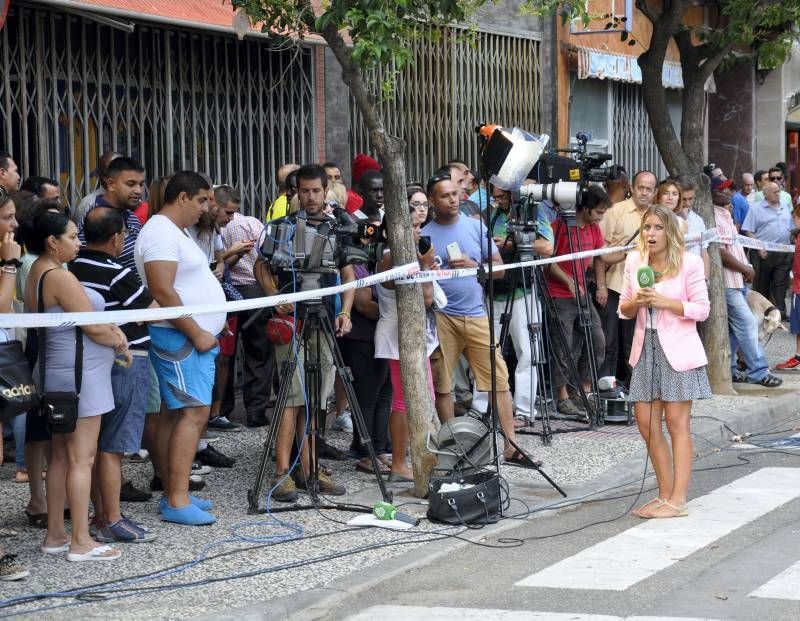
[231,0,490,495]
[524,0,800,393]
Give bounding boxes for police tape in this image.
[399,229,711,284]
[0,227,793,329]
[0,263,420,329]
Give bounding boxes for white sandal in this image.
[40,542,70,555]
[66,545,122,562]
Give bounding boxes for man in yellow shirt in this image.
[266,163,299,221]
[597,170,656,384]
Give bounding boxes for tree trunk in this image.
[637,14,734,395]
[321,24,437,496]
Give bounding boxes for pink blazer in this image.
[619,251,710,372]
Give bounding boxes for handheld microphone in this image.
[373,501,419,526]
[637,265,655,288]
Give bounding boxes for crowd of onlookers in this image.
[0,147,798,581]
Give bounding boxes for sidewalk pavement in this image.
[0,329,798,620]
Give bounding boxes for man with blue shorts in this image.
[135,171,226,525]
[71,207,158,542]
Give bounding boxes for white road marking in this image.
[516,467,800,591]
[749,560,800,600]
[344,606,721,621]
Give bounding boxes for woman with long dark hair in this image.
[24,210,130,561]
[619,204,711,519]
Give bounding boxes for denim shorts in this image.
[149,326,218,411]
[100,353,151,453]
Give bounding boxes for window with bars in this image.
[349,27,543,183]
[0,3,314,218]
[611,82,670,180]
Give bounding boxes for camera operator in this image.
[254,164,353,502]
[544,186,625,417]
[470,185,553,424]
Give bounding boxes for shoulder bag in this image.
[0,337,39,424]
[37,268,82,434]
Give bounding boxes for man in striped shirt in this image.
[77,156,145,272]
[70,207,159,542]
[712,182,782,388]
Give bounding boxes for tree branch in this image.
[699,41,734,81]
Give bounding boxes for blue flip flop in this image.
[160,502,216,526]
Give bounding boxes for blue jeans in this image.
[725,287,769,382]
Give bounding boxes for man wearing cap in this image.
[713,180,782,388]
[741,181,794,320]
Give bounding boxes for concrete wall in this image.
[754,44,800,171]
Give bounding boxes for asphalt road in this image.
[308,427,800,621]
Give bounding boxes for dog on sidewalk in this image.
[746,289,786,345]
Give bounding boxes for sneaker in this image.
[775,356,800,370]
[151,475,206,492]
[556,398,587,417]
[196,445,235,468]
[120,481,153,502]
[97,516,157,543]
[125,450,150,463]
[270,474,299,503]
[191,462,212,476]
[0,554,29,581]
[89,515,105,538]
[293,470,346,496]
[331,410,354,432]
[208,415,243,432]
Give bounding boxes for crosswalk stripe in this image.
[749,560,800,600]
[344,605,722,620]
[515,467,800,591]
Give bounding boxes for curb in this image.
[204,390,800,621]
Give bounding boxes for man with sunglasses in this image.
[753,167,793,210]
[742,181,794,320]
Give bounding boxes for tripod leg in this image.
[317,313,393,503]
[247,322,305,513]
[521,267,553,445]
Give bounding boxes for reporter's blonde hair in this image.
[636,204,685,278]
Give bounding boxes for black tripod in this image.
[545,210,604,426]
[247,300,392,513]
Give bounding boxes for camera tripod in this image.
[494,247,598,446]
[545,210,604,426]
[247,300,392,514]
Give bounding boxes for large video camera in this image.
[521,131,619,212]
[259,210,380,290]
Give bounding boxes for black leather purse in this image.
[427,469,504,528]
[37,268,82,434]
